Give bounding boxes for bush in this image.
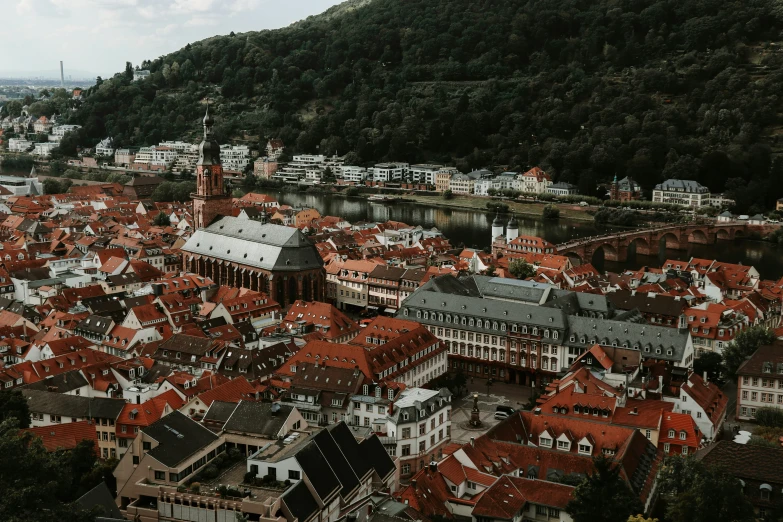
[227,447,241,460]
[542,204,560,220]
[190,482,200,493]
[486,201,509,212]
[201,465,219,480]
[443,189,454,200]
[594,208,639,226]
[755,407,783,428]
[243,471,257,484]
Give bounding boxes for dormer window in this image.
[539,436,552,448]
[668,429,675,438]
[679,431,687,440]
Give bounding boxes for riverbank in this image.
[399,194,597,222]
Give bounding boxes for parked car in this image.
[494,405,515,420]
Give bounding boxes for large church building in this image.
[181,106,325,306]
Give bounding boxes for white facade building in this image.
[340,166,368,183]
[33,142,58,157]
[409,164,443,185]
[8,138,33,152]
[220,144,251,171]
[371,163,408,183]
[95,138,115,157]
[384,387,452,478]
[652,179,711,207]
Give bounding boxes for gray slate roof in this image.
[403,287,568,333]
[21,389,125,419]
[180,216,323,272]
[566,315,690,362]
[222,401,293,437]
[143,410,218,467]
[654,179,709,193]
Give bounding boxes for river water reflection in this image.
[263,191,783,279]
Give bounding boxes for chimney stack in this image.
[703,371,709,386]
[470,437,475,447]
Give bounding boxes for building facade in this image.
[652,179,711,207]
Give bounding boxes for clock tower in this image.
[192,105,232,229]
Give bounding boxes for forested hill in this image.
[50,0,783,211]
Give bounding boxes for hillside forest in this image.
[4,0,783,213]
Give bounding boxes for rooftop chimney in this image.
[470,437,475,447]
[703,371,709,386]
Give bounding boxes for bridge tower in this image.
[492,213,504,242]
[506,216,519,243]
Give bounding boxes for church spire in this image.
[197,102,220,167]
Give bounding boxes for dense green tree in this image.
[153,212,171,227]
[657,456,754,522]
[0,420,97,522]
[693,352,726,385]
[442,189,454,200]
[565,455,644,522]
[0,390,30,428]
[722,326,775,380]
[509,258,536,279]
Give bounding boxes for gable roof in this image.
[143,410,218,467]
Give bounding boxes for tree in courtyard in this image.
[0,390,30,428]
[693,351,725,385]
[722,326,775,380]
[657,456,754,522]
[565,455,644,522]
[153,212,171,227]
[508,258,536,279]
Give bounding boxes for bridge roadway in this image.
[555,221,747,263]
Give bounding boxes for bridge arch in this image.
[716,229,731,240]
[591,242,618,263]
[565,252,584,266]
[734,228,744,239]
[659,232,681,250]
[689,229,709,244]
[628,236,652,256]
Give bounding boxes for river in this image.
[260,191,783,279]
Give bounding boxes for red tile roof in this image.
[21,421,99,453]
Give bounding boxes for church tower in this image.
[192,105,233,229]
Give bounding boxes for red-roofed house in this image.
[21,420,99,454]
[115,389,184,456]
[658,411,700,456]
[281,300,360,343]
[180,376,258,419]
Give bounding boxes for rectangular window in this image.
[154,471,165,481]
[419,441,426,452]
[288,470,301,480]
[401,445,411,456]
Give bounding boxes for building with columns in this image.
[180,217,324,307]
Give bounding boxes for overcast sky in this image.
[6,0,343,78]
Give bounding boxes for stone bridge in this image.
[556,222,747,264]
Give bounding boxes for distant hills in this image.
[60,0,783,213]
[0,69,97,81]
